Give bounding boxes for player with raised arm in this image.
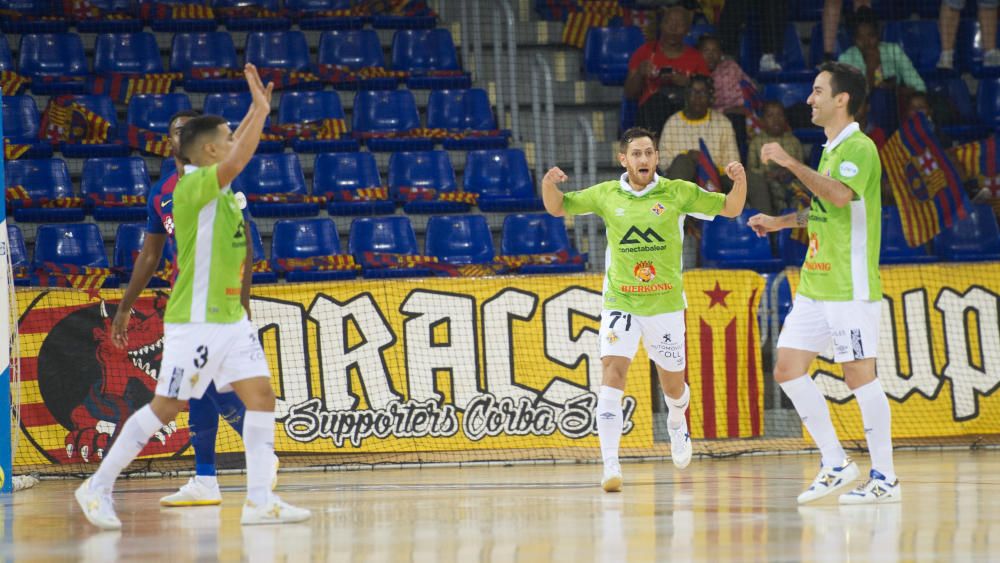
[108,106,270,508]
[748,62,899,504]
[542,127,747,492]
[75,64,309,529]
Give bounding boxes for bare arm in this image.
[718,162,747,218]
[217,64,273,189]
[747,208,807,237]
[761,142,855,207]
[111,233,167,349]
[232,103,260,142]
[624,67,646,101]
[542,166,569,217]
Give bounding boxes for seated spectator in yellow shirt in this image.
[657,76,740,187]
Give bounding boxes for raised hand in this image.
[244,63,273,110]
[747,213,779,238]
[725,161,746,183]
[760,142,795,169]
[543,166,569,185]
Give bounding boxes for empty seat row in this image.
[3,149,541,223]
[3,29,466,95]
[8,213,585,286]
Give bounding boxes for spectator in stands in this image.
[624,5,710,133]
[698,34,754,151]
[716,0,789,73]
[657,75,740,185]
[838,7,926,93]
[820,0,872,64]
[746,101,805,214]
[938,0,999,70]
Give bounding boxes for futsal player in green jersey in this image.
[543,127,747,492]
[76,64,310,529]
[749,62,900,504]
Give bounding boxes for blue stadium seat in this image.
[372,3,435,30]
[463,149,543,212]
[19,33,89,94]
[81,157,151,222]
[776,227,807,267]
[425,215,495,265]
[7,224,31,286]
[214,0,290,31]
[0,35,17,82]
[620,98,637,135]
[683,23,716,48]
[171,32,244,92]
[808,22,849,68]
[55,95,128,158]
[277,91,359,153]
[0,0,68,33]
[126,93,193,134]
[391,29,470,89]
[926,76,984,140]
[94,32,163,75]
[315,152,396,216]
[882,20,942,75]
[232,153,316,217]
[700,210,784,272]
[958,19,1000,77]
[789,0,824,21]
[583,26,644,86]
[318,30,398,90]
[73,0,141,33]
[762,82,812,108]
[290,0,364,31]
[501,214,585,274]
[427,88,507,150]
[202,92,284,152]
[248,221,277,284]
[146,0,217,32]
[388,150,469,214]
[932,203,1000,261]
[352,90,434,151]
[245,31,322,90]
[349,216,432,278]
[112,223,151,281]
[976,77,1000,129]
[33,223,118,287]
[1,95,53,158]
[740,23,810,82]
[6,159,84,222]
[880,206,938,264]
[271,218,357,281]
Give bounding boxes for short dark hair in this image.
[696,34,720,50]
[178,115,228,161]
[818,61,867,117]
[619,127,656,153]
[761,99,785,114]
[848,6,879,35]
[169,109,202,131]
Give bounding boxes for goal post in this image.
[0,103,13,493]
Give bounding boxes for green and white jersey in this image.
[799,122,882,302]
[164,164,248,324]
[562,173,726,316]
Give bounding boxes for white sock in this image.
[243,410,276,505]
[90,405,164,492]
[664,384,690,429]
[854,379,896,483]
[780,375,846,468]
[596,386,624,466]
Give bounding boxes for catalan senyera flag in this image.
[561,1,623,48]
[126,125,171,157]
[324,187,390,202]
[89,73,182,104]
[0,70,29,95]
[954,135,1000,198]
[36,263,113,292]
[273,255,359,273]
[359,252,439,270]
[695,138,724,192]
[255,68,322,90]
[740,79,764,138]
[4,140,31,161]
[396,186,478,205]
[139,2,213,21]
[269,119,348,140]
[882,112,971,247]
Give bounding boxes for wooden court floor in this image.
[0,450,997,562]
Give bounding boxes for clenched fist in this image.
[724,161,746,183]
[543,166,568,185]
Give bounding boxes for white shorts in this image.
[156,317,270,401]
[599,309,686,372]
[776,295,880,363]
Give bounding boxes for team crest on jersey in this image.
[651,202,665,216]
[633,261,656,282]
[808,232,820,258]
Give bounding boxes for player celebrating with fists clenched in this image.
[542,126,746,492]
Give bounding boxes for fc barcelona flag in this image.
[694,138,723,192]
[881,112,971,247]
[954,135,1000,198]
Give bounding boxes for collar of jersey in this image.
[823,121,860,152]
[182,163,233,191]
[619,172,662,197]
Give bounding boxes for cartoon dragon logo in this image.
[33,294,188,463]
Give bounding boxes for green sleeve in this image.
[837,47,865,73]
[176,165,221,209]
[562,183,606,216]
[831,138,880,199]
[885,43,926,92]
[678,180,726,217]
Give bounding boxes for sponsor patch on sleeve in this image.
[839,161,859,178]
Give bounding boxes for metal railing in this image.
[491,0,520,142]
[571,116,603,272]
[530,52,555,184]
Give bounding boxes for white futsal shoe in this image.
[839,469,901,505]
[797,458,860,504]
[75,478,122,530]
[669,422,692,469]
[160,477,223,507]
[601,460,623,493]
[241,494,311,525]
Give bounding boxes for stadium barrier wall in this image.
[13,270,764,474]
